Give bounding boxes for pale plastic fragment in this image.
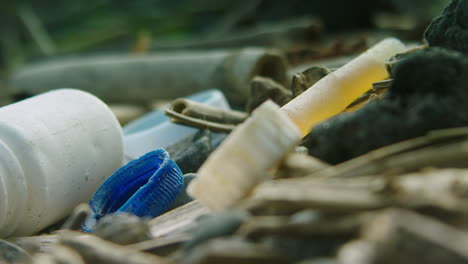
[282,38,407,135]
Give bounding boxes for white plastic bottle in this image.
[0,89,123,237]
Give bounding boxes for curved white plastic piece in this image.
[123,89,230,161]
[0,89,123,237]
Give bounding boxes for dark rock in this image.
[166,130,227,174]
[388,47,468,97]
[302,48,468,164]
[425,0,468,54]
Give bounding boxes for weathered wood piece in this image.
[291,66,331,97]
[9,48,288,105]
[238,213,371,239]
[165,99,247,132]
[170,99,247,125]
[180,238,287,264]
[59,232,172,264]
[306,127,468,179]
[361,209,468,264]
[244,178,391,215]
[275,152,329,179]
[246,76,293,113]
[149,201,210,239]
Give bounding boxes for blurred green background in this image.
[0,0,450,77]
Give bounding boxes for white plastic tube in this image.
[0,89,123,237]
[282,38,406,135]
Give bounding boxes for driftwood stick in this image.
[165,109,237,133]
[58,232,172,264]
[244,179,392,215]
[8,48,288,105]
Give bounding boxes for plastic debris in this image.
[123,90,230,161]
[85,149,183,231]
[4,2,468,263]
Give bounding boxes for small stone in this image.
[93,213,151,245]
[166,130,227,174]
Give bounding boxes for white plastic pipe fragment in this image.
[188,101,301,211]
[0,89,123,237]
[188,38,406,211]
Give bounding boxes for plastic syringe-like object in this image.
[188,38,407,211]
